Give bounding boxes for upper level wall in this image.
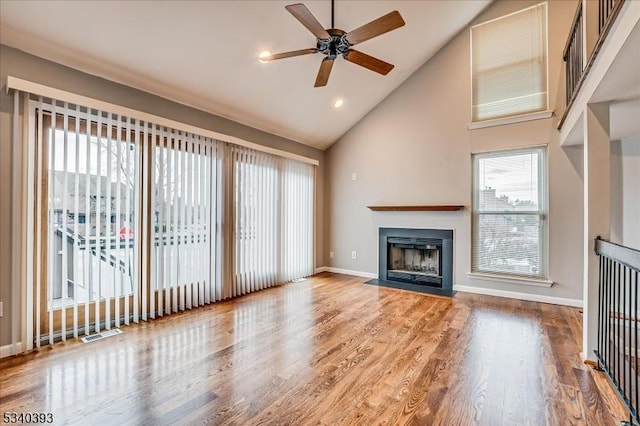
[324,0,583,301]
[610,137,640,250]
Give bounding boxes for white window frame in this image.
[470,2,550,124]
[471,146,549,282]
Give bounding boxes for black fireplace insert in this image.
[370,227,454,296]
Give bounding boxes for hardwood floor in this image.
[0,272,628,425]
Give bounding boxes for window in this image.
[471,3,547,121]
[472,147,547,279]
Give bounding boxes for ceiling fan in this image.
[261,1,406,87]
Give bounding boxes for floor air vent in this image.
[81,328,123,344]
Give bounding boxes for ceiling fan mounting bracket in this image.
[316,29,351,59]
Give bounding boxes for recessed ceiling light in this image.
[258,51,272,63]
[334,99,344,108]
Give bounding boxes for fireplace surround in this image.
[369,227,454,296]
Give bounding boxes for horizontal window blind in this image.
[472,147,547,279]
[472,3,547,121]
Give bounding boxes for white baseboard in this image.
[314,267,377,279]
[312,271,582,307]
[0,342,24,358]
[454,285,582,308]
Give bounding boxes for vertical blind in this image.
[13,93,314,353]
[471,2,547,121]
[281,159,314,282]
[151,129,219,317]
[472,147,547,279]
[37,100,142,345]
[230,146,314,298]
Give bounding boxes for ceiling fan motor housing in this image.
[316,29,351,59]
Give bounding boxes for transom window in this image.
[471,3,548,121]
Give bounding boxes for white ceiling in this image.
[0,0,491,150]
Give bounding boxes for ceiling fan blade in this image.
[263,48,318,61]
[345,11,405,45]
[314,57,334,87]
[344,49,394,75]
[285,3,331,40]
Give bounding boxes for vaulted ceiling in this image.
[0,0,492,149]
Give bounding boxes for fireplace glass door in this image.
[387,238,443,287]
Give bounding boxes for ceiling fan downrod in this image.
[331,0,334,29]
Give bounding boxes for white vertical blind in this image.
[151,128,219,313]
[231,146,314,297]
[471,2,547,121]
[13,93,315,355]
[281,159,314,282]
[232,146,279,296]
[35,97,44,348]
[33,100,141,345]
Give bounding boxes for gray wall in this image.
[0,44,326,346]
[324,0,585,301]
[611,137,640,250]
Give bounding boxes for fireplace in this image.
[374,228,454,296]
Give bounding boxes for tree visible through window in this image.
[472,147,547,279]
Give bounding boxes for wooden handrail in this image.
[594,236,640,271]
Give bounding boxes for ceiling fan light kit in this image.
[263,1,405,87]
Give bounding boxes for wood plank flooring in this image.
[0,272,629,425]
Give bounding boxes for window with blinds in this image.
[151,130,218,316]
[231,146,314,297]
[471,2,548,122]
[472,147,547,279]
[28,95,315,347]
[40,105,143,342]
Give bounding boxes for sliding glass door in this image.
[32,97,314,346]
[281,159,314,282]
[232,147,280,296]
[38,106,140,343]
[232,147,315,296]
[151,130,218,316]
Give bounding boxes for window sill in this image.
[467,272,554,288]
[468,110,554,130]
